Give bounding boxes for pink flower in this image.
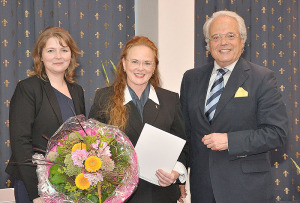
[77,129,98,137]
[83,173,103,185]
[98,142,111,157]
[91,140,100,149]
[101,155,115,172]
[71,149,89,167]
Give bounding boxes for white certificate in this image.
[135,123,186,185]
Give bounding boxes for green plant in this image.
[101,60,117,86]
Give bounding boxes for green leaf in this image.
[291,158,300,171]
[74,131,84,140]
[49,165,66,184]
[110,60,117,72]
[55,156,64,163]
[56,146,63,155]
[88,194,99,203]
[101,61,110,86]
[49,164,61,176]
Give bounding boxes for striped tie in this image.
[205,68,229,122]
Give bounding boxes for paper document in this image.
[135,123,186,185]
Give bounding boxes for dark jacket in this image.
[180,58,288,203]
[89,86,188,203]
[6,75,85,200]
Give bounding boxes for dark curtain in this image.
[0,0,135,188]
[195,0,299,201]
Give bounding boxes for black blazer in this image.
[6,76,85,200]
[180,58,288,203]
[89,86,188,203]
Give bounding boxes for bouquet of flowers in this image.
[32,115,139,203]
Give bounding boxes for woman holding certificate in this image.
[89,36,188,203]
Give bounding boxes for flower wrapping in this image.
[33,115,139,203]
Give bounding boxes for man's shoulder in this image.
[239,58,271,70]
[239,58,273,77]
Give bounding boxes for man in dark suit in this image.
[180,11,288,203]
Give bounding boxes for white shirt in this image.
[205,60,238,106]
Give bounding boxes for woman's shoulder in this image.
[11,76,44,101]
[17,75,44,90]
[155,87,179,96]
[20,75,42,84]
[154,87,179,102]
[93,86,113,101]
[67,80,84,90]
[96,86,113,95]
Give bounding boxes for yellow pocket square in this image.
[234,87,248,97]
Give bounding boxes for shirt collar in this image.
[123,85,159,105]
[214,59,238,73]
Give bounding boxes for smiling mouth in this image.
[220,49,230,53]
[134,73,145,78]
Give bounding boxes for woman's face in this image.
[122,45,156,92]
[41,37,71,77]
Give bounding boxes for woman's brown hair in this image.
[108,36,161,130]
[30,26,80,83]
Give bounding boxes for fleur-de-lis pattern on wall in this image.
[0,0,134,189]
[195,0,299,201]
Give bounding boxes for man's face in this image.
[208,16,244,67]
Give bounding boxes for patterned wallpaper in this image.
[195,0,299,201]
[0,0,135,188]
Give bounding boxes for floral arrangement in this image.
[33,115,138,203]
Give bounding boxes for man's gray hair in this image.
[203,10,247,52]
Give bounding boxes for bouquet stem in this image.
[98,182,102,203]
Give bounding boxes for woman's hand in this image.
[156,169,179,187]
[33,197,45,203]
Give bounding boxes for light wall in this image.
[135,0,194,94]
[135,1,194,202]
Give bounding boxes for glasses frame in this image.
[126,59,155,68]
[208,32,240,42]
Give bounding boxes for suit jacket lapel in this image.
[67,83,81,115]
[199,64,214,123]
[144,98,160,125]
[213,58,249,120]
[43,81,63,124]
[127,101,144,135]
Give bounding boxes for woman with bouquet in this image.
[89,36,188,202]
[6,27,85,203]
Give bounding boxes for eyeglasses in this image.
[208,32,240,42]
[126,59,155,68]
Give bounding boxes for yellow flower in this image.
[85,156,102,172]
[75,173,90,190]
[72,143,86,152]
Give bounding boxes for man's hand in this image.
[156,169,179,187]
[178,184,187,203]
[202,133,228,151]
